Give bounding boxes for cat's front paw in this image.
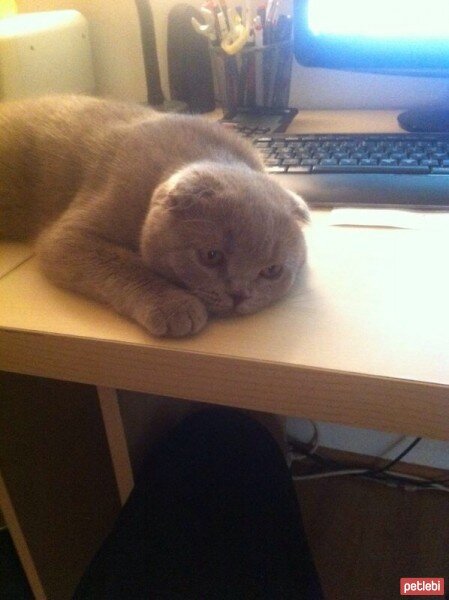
[145,290,208,337]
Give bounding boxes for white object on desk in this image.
[0,10,94,100]
[330,208,449,230]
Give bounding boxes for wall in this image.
[290,63,449,110]
[17,0,203,102]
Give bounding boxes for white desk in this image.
[1,110,449,599]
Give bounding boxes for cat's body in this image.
[0,95,308,336]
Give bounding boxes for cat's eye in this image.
[260,264,283,279]
[199,249,224,267]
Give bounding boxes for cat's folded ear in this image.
[153,184,197,215]
[286,190,311,224]
[151,169,216,216]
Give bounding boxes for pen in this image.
[217,8,228,39]
[212,5,222,43]
[218,0,230,31]
[275,13,291,42]
[257,4,266,27]
[191,6,217,43]
[253,15,263,48]
[271,0,280,27]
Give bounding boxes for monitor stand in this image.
[398,108,449,133]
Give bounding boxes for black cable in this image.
[289,437,423,477]
[134,0,165,106]
[366,437,422,476]
[289,436,449,491]
[292,460,449,491]
[288,436,448,490]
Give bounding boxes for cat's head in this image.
[140,161,309,317]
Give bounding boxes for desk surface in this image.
[1,111,448,440]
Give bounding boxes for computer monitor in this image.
[293,0,449,132]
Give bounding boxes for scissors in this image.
[220,11,250,55]
[192,5,249,54]
[191,6,218,42]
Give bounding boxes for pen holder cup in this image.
[210,41,293,114]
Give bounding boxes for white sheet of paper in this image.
[330,208,449,230]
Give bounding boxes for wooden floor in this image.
[296,477,449,600]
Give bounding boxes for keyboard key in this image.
[266,165,287,173]
[400,159,419,166]
[313,165,430,174]
[286,165,312,173]
[319,158,338,166]
[277,148,294,156]
[430,167,449,174]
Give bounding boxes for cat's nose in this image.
[230,290,250,306]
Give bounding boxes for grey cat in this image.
[0,95,309,337]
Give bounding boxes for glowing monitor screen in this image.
[309,0,449,38]
[294,0,449,71]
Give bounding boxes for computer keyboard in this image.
[253,133,449,209]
